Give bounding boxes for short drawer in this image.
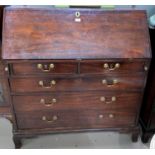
[10,75,145,93]
[13,92,142,112]
[80,60,149,74]
[11,62,78,75]
[16,109,136,130]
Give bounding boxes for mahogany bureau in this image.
[0,6,151,148]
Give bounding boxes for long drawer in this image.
[13,92,142,112]
[16,109,136,130]
[10,75,145,93]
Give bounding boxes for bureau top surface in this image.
[2,7,151,60]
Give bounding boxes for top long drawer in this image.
[10,74,145,93]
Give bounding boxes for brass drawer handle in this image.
[38,80,56,88]
[42,115,58,123]
[99,114,103,119]
[100,96,116,104]
[40,98,57,106]
[37,63,54,72]
[102,79,118,87]
[99,114,114,119]
[103,63,120,70]
[109,114,114,118]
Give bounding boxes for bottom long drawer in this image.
[15,109,136,130]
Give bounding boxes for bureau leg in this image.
[141,133,153,143]
[131,131,139,142]
[13,136,22,149]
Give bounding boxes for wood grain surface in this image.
[2,7,151,59]
[10,74,145,93]
[0,7,151,146]
[12,91,141,112]
[15,109,136,130]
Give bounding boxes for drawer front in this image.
[11,62,78,75]
[16,109,136,130]
[10,75,145,93]
[80,60,149,74]
[13,92,142,112]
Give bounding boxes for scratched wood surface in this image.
[2,7,151,59]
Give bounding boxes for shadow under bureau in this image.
[0,6,151,148]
